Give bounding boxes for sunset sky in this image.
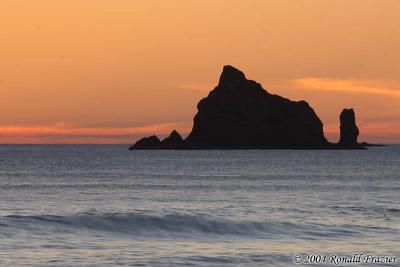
[1,0,399,144]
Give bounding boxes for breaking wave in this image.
[0,212,379,239]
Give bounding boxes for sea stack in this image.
[185,65,328,148]
[129,130,184,150]
[339,108,360,147]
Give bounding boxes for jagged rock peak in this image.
[168,130,182,140]
[161,130,183,145]
[339,108,359,147]
[218,65,247,86]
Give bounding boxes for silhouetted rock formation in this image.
[129,135,161,150]
[129,130,184,150]
[185,65,328,148]
[339,108,359,147]
[130,65,367,150]
[160,130,184,149]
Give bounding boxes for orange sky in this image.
[1,0,399,144]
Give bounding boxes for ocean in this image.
[0,145,399,266]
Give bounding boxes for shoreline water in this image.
[0,145,399,266]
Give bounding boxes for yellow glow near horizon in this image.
[1,0,399,143]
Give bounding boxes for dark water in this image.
[0,145,399,266]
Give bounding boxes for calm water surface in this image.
[0,145,399,266]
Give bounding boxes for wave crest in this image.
[0,212,367,238]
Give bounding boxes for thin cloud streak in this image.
[0,122,192,144]
[292,78,400,97]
